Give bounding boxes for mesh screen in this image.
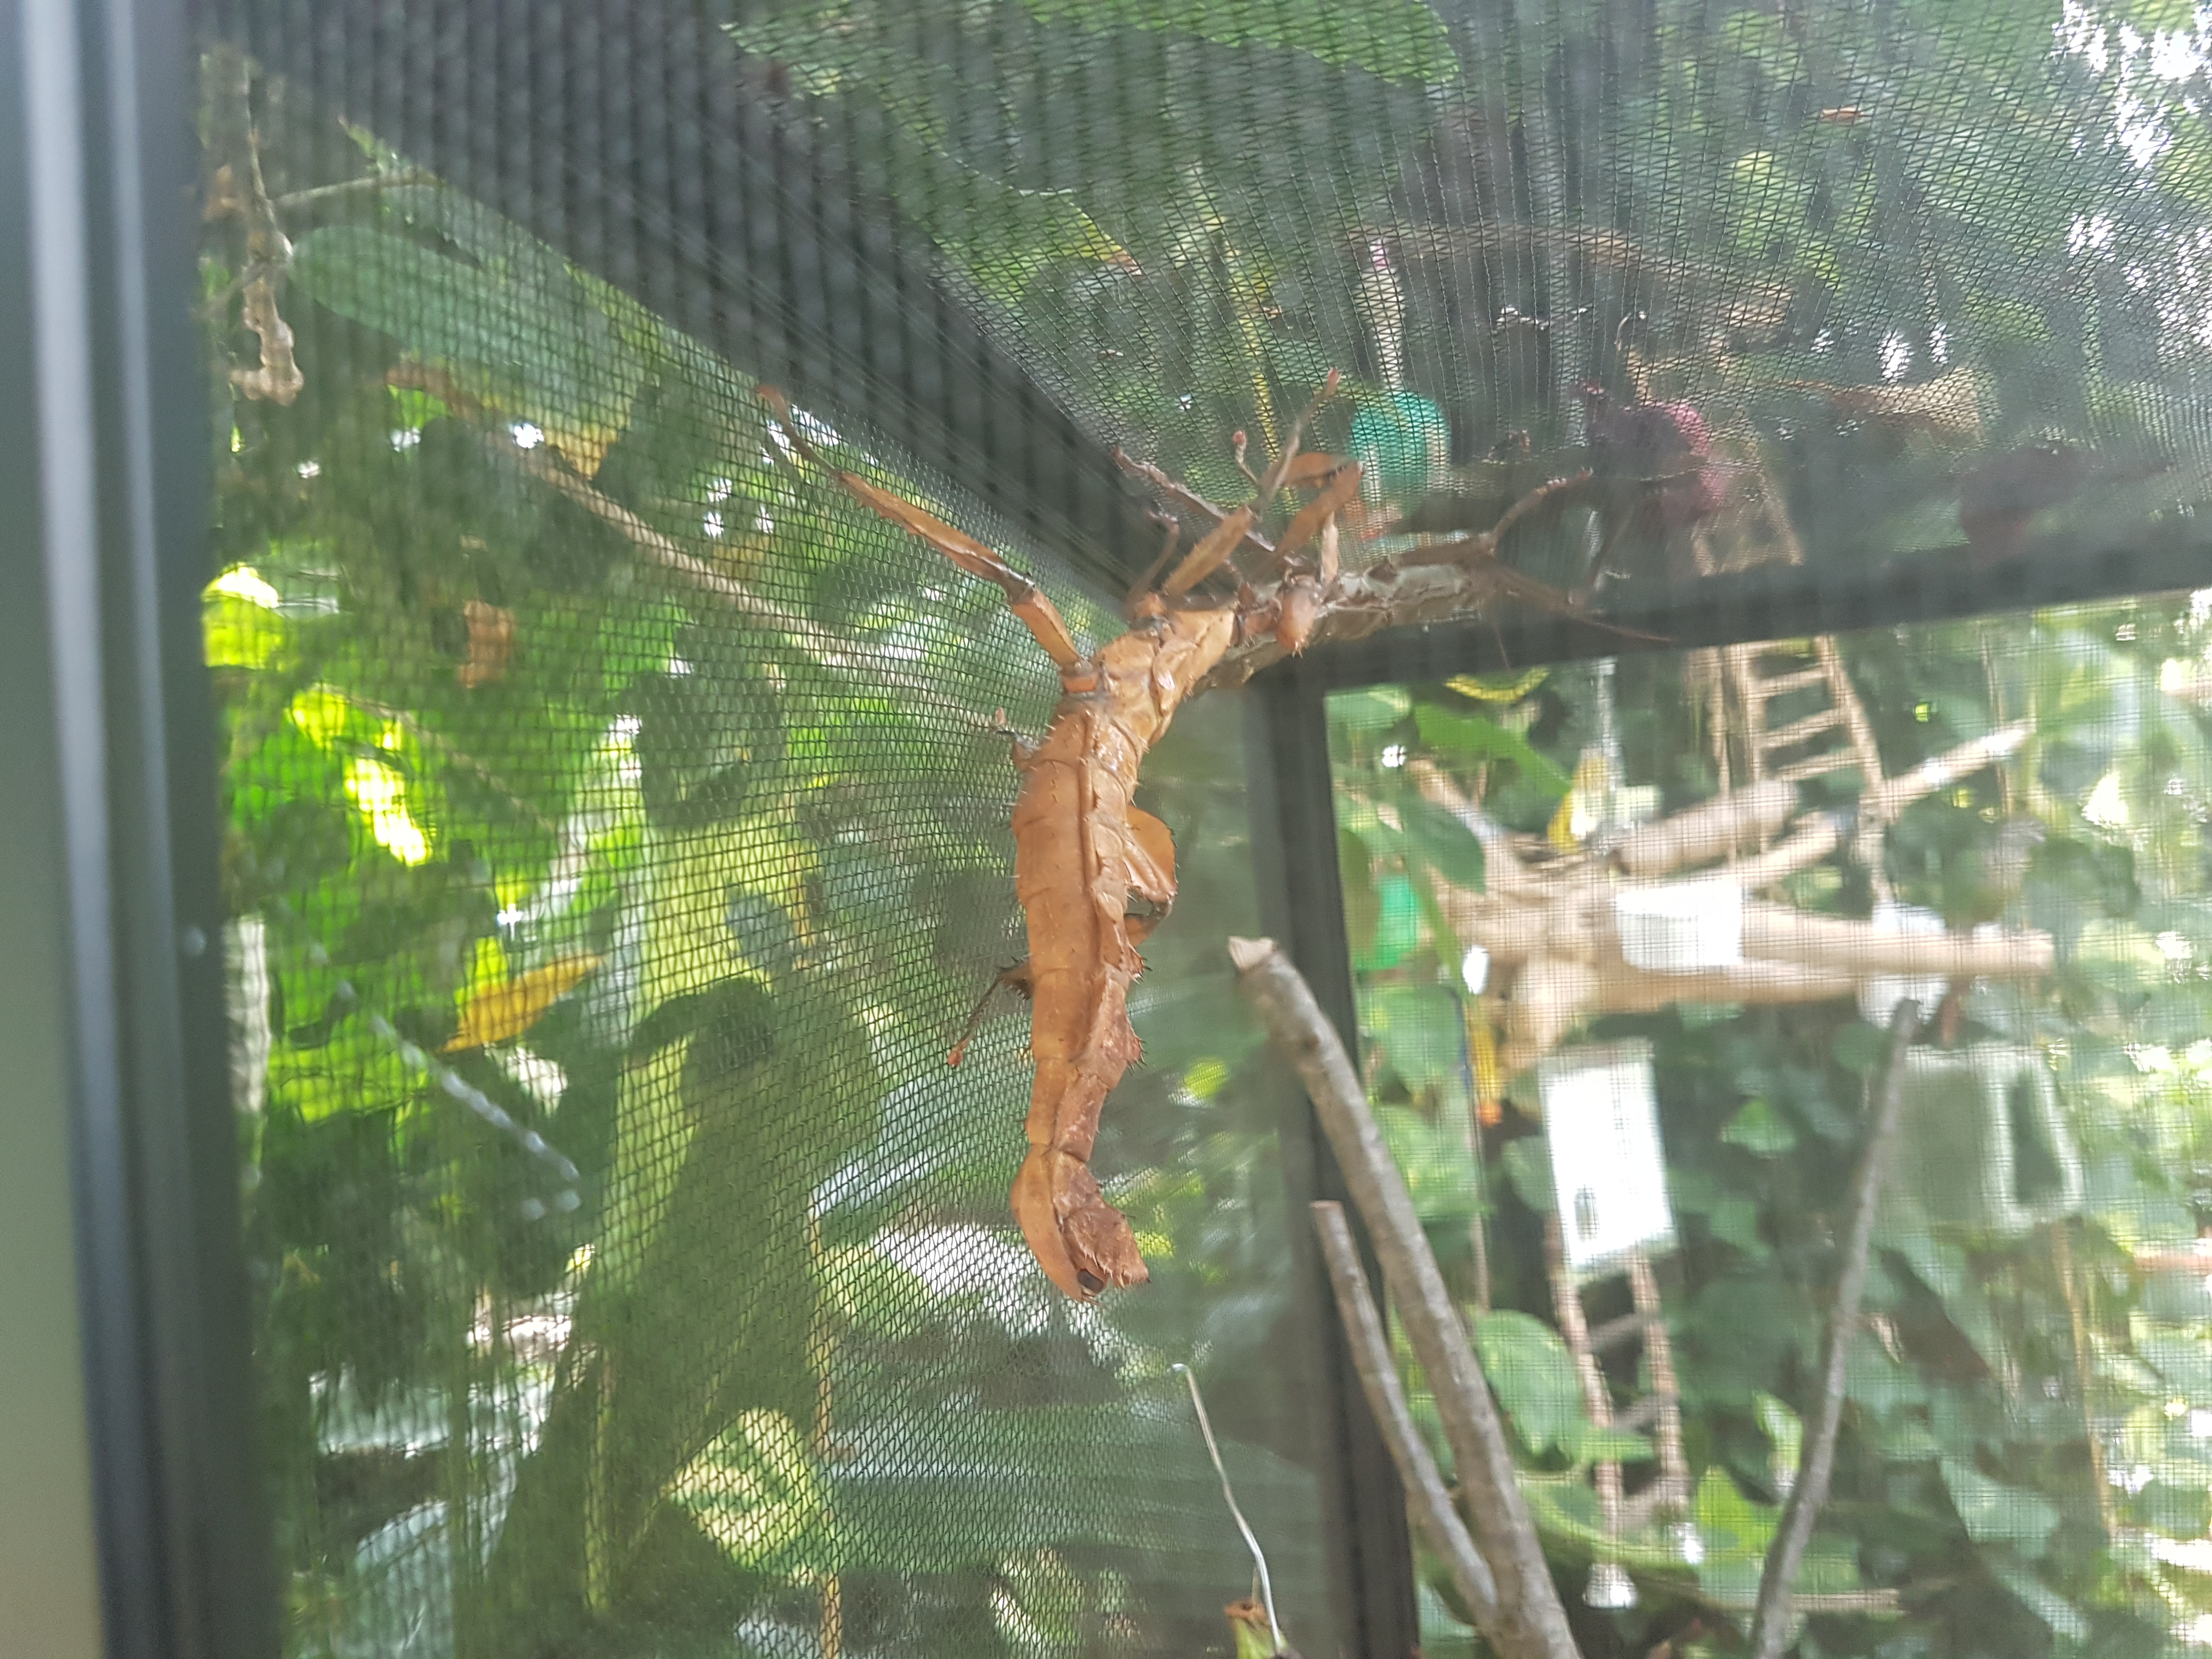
[190,3,2212,1657]
[199,39,1334,1659]
[1327,590,2212,1657]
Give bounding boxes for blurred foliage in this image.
[202,38,1339,1659]
[1331,594,2212,1657]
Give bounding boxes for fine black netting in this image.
[190,3,2212,1658]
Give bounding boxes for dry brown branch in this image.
[1738,904,2051,978]
[206,46,302,404]
[1231,936,1579,1659]
[1725,816,1844,891]
[467,421,971,724]
[1412,732,2052,1076]
[1615,780,1795,878]
[232,274,303,404]
[1857,722,2030,852]
[1747,1001,1923,1659]
[1196,529,1652,693]
[1311,1201,1504,1639]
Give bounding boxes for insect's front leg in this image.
[986,707,1039,768]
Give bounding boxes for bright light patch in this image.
[1462,943,1491,995]
[703,511,725,539]
[1880,330,1912,382]
[390,428,422,450]
[207,565,283,608]
[286,686,353,745]
[345,757,432,866]
[2084,770,2131,827]
[296,459,321,479]
[510,421,545,450]
[1380,743,1409,768]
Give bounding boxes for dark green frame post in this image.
[0,0,270,1653]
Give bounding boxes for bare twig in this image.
[1311,1201,1504,1640]
[1173,1364,1284,1654]
[1112,449,1280,567]
[272,168,436,212]
[1231,937,1579,1659]
[1197,536,1660,693]
[1746,1001,1923,1659]
[462,414,974,722]
[206,46,302,404]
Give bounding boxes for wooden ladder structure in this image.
[1718,635,1887,794]
[1545,1220,1690,1545]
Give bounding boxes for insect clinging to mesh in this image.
[759,380,1595,1298]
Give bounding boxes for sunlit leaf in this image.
[443,955,601,1052]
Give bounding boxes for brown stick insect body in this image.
[761,381,1582,1298]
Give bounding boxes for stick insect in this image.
[761,379,1596,1297]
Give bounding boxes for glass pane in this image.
[199,51,1336,1658]
[1328,591,2212,1656]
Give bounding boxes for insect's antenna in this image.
[1173,1363,1283,1655]
[1253,369,1342,505]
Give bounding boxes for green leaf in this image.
[1558,1420,1655,1466]
[1360,983,1462,1092]
[1756,1391,1804,1487]
[1692,1464,1777,1558]
[289,225,645,443]
[1988,1561,2088,1640]
[203,593,288,671]
[1413,704,1572,797]
[1721,1097,1798,1157]
[670,1408,838,1582]
[1503,1136,1555,1214]
[1939,1458,2060,1553]
[1015,0,1457,83]
[1331,685,1412,735]
[1357,872,1423,972]
[1472,1310,1585,1455]
[1400,795,1487,891]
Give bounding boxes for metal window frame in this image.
[0,0,272,1654]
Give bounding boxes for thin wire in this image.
[1171,1363,1282,1655]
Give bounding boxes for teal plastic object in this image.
[1886,1044,2083,1235]
[1350,388,1449,501]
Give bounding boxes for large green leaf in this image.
[1939,1458,2061,1554]
[288,225,645,441]
[1472,1310,1585,1456]
[1400,795,1487,892]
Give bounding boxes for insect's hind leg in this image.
[946,960,1034,1066]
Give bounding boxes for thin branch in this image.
[464,417,976,724]
[1113,448,1279,567]
[206,46,302,404]
[1311,1200,1503,1640]
[272,168,435,212]
[1197,511,1661,694]
[1231,937,1580,1659]
[1746,1001,1923,1659]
